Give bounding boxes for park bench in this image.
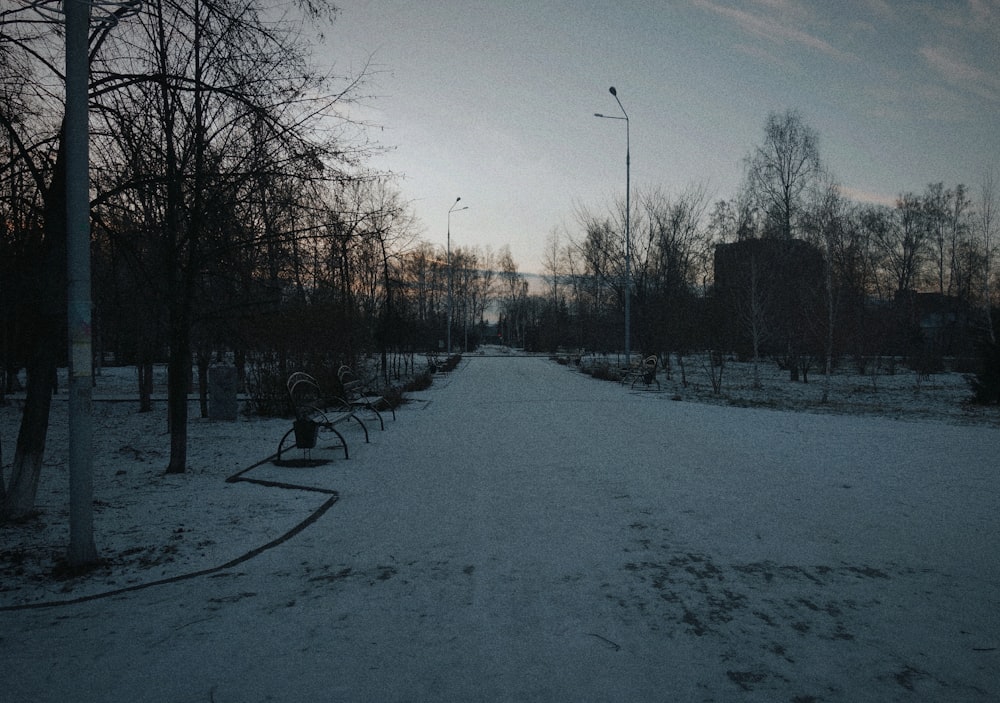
[337,365,395,429]
[275,372,369,463]
[426,352,441,373]
[622,355,660,390]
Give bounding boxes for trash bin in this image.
[293,419,318,449]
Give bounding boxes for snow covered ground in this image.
[1,353,998,701]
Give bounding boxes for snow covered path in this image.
[5,356,999,701]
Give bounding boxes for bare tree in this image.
[575,209,621,310]
[0,0,372,521]
[923,182,972,298]
[497,246,527,346]
[637,185,710,352]
[744,109,822,240]
[89,0,360,473]
[0,2,91,521]
[977,166,997,343]
[924,182,951,296]
[399,241,446,340]
[361,177,419,376]
[707,190,759,247]
[541,228,565,308]
[738,254,770,389]
[572,199,635,352]
[468,246,497,345]
[804,175,845,401]
[873,195,930,297]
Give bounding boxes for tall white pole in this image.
[66,0,97,565]
[446,198,467,355]
[596,87,631,362]
[614,88,631,364]
[447,198,457,354]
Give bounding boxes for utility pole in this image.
[65,0,98,565]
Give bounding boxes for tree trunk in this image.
[164,284,191,473]
[197,351,209,419]
[822,247,835,403]
[138,359,154,412]
[2,352,57,520]
[1,128,67,522]
[165,332,190,474]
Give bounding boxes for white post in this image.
[596,87,632,363]
[446,197,467,355]
[66,0,98,566]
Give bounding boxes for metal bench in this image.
[622,355,660,390]
[275,372,369,463]
[337,365,396,429]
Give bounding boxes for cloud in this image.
[837,185,897,207]
[967,0,996,24]
[692,0,855,62]
[861,0,897,21]
[933,0,999,30]
[920,45,1000,103]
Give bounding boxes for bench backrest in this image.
[641,355,657,380]
[337,365,370,399]
[287,372,323,418]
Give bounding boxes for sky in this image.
[321,1,1000,275]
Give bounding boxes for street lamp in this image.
[595,86,631,363]
[447,197,468,355]
[58,0,142,568]
[65,0,98,567]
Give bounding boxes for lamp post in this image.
[595,86,631,363]
[65,0,98,567]
[57,0,142,567]
[447,197,468,355]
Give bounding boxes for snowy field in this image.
[1,353,998,701]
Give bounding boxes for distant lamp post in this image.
[447,197,468,355]
[595,86,631,362]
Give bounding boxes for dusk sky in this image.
[325,1,999,274]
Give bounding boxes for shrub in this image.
[380,384,405,408]
[402,371,433,393]
[588,363,621,383]
[440,354,462,372]
[966,338,1000,405]
[244,363,288,417]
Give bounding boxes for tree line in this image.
[533,110,997,398]
[0,1,523,522]
[1,2,995,525]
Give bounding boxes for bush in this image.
[587,363,621,383]
[402,371,433,393]
[244,362,289,417]
[440,354,462,372]
[966,338,1000,405]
